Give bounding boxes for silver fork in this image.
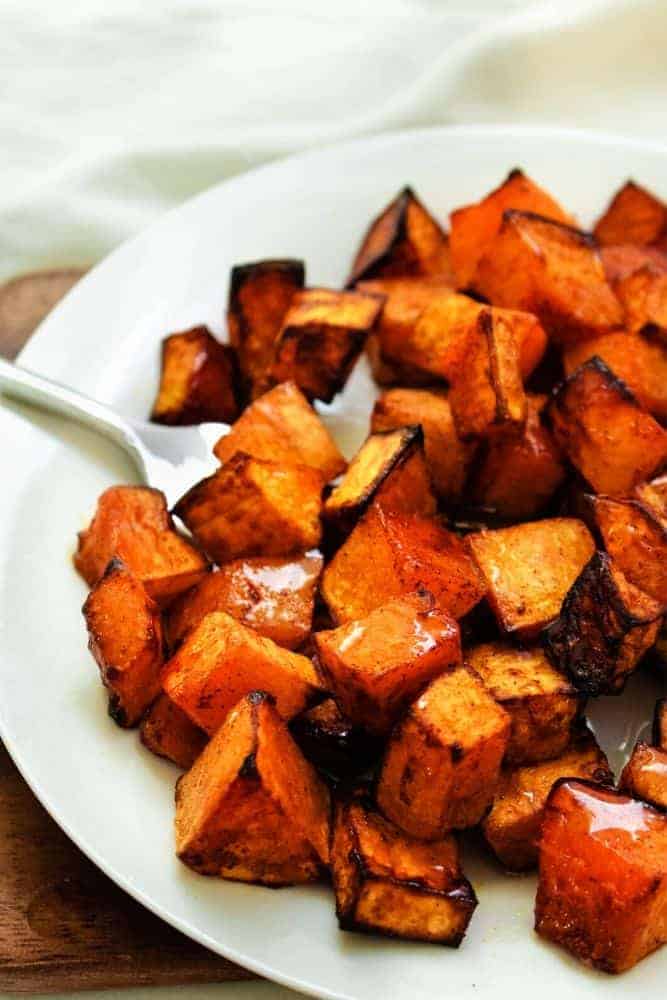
[0,357,229,508]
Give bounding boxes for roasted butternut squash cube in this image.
[548,358,667,495]
[535,779,667,973]
[213,381,345,482]
[82,560,164,727]
[166,552,322,651]
[268,288,383,403]
[323,426,435,538]
[481,725,613,871]
[75,486,209,605]
[140,693,208,769]
[377,665,509,838]
[332,797,476,945]
[590,494,667,606]
[227,259,304,398]
[173,452,322,565]
[371,388,477,503]
[601,243,667,284]
[468,518,595,641]
[449,309,527,440]
[175,690,330,884]
[321,504,486,625]
[474,211,623,346]
[594,180,667,247]
[315,591,461,737]
[469,394,565,519]
[613,264,667,341]
[466,642,581,765]
[654,698,667,749]
[161,611,324,734]
[348,187,452,287]
[150,326,239,426]
[563,330,667,422]
[635,473,667,530]
[620,742,667,811]
[544,552,662,696]
[449,169,573,289]
[290,698,381,778]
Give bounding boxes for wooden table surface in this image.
[0,269,253,993]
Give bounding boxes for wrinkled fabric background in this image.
[1,0,664,996]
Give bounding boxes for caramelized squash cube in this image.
[150,326,239,426]
[535,779,667,973]
[173,452,322,565]
[544,552,662,696]
[450,168,573,289]
[332,797,476,944]
[468,518,595,640]
[140,693,208,769]
[620,742,667,811]
[548,358,667,495]
[635,473,667,529]
[469,394,565,519]
[347,187,452,287]
[323,426,436,537]
[268,288,383,402]
[613,264,667,341]
[213,381,345,482]
[75,486,209,605]
[371,388,477,503]
[321,504,486,625]
[377,665,509,838]
[654,698,667,749]
[590,494,667,606]
[166,552,322,651]
[82,560,164,727]
[449,309,527,440]
[593,180,667,247]
[601,243,667,284]
[315,591,461,736]
[563,330,667,422]
[466,642,582,764]
[175,691,330,884]
[474,211,623,346]
[161,611,324,734]
[290,698,381,778]
[227,259,304,398]
[481,725,613,871]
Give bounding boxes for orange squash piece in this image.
[620,742,667,812]
[173,452,322,565]
[548,358,667,495]
[613,264,667,341]
[213,381,345,483]
[331,797,476,945]
[315,591,461,736]
[474,211,623,346]
[150,326,239,426]
[175,691,330,885]
[75,486,209,605]
[268,288,383,402]
[290,698,381,778]
[450,169,573,289]
[593,180,667,247]
[590,494,667,607]
[162,610,324,735]
[227,259,304,398]
[140,694,208,769]
[601,243,667,284]
[82,560,164,727]
[535,779,667,973]
[377,665,509,838]
[347,187,452,286]
[468,518,595,640]
[321,503,486,625]
[166,552,322,651]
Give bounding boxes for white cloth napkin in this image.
[1,1,664,997]
[1,0,665,283]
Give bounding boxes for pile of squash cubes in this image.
[76,171,667,973]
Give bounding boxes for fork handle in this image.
[0,356,143,465]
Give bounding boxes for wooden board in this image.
[0,270,253,993]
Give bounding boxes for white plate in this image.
[1,125,666,1000]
